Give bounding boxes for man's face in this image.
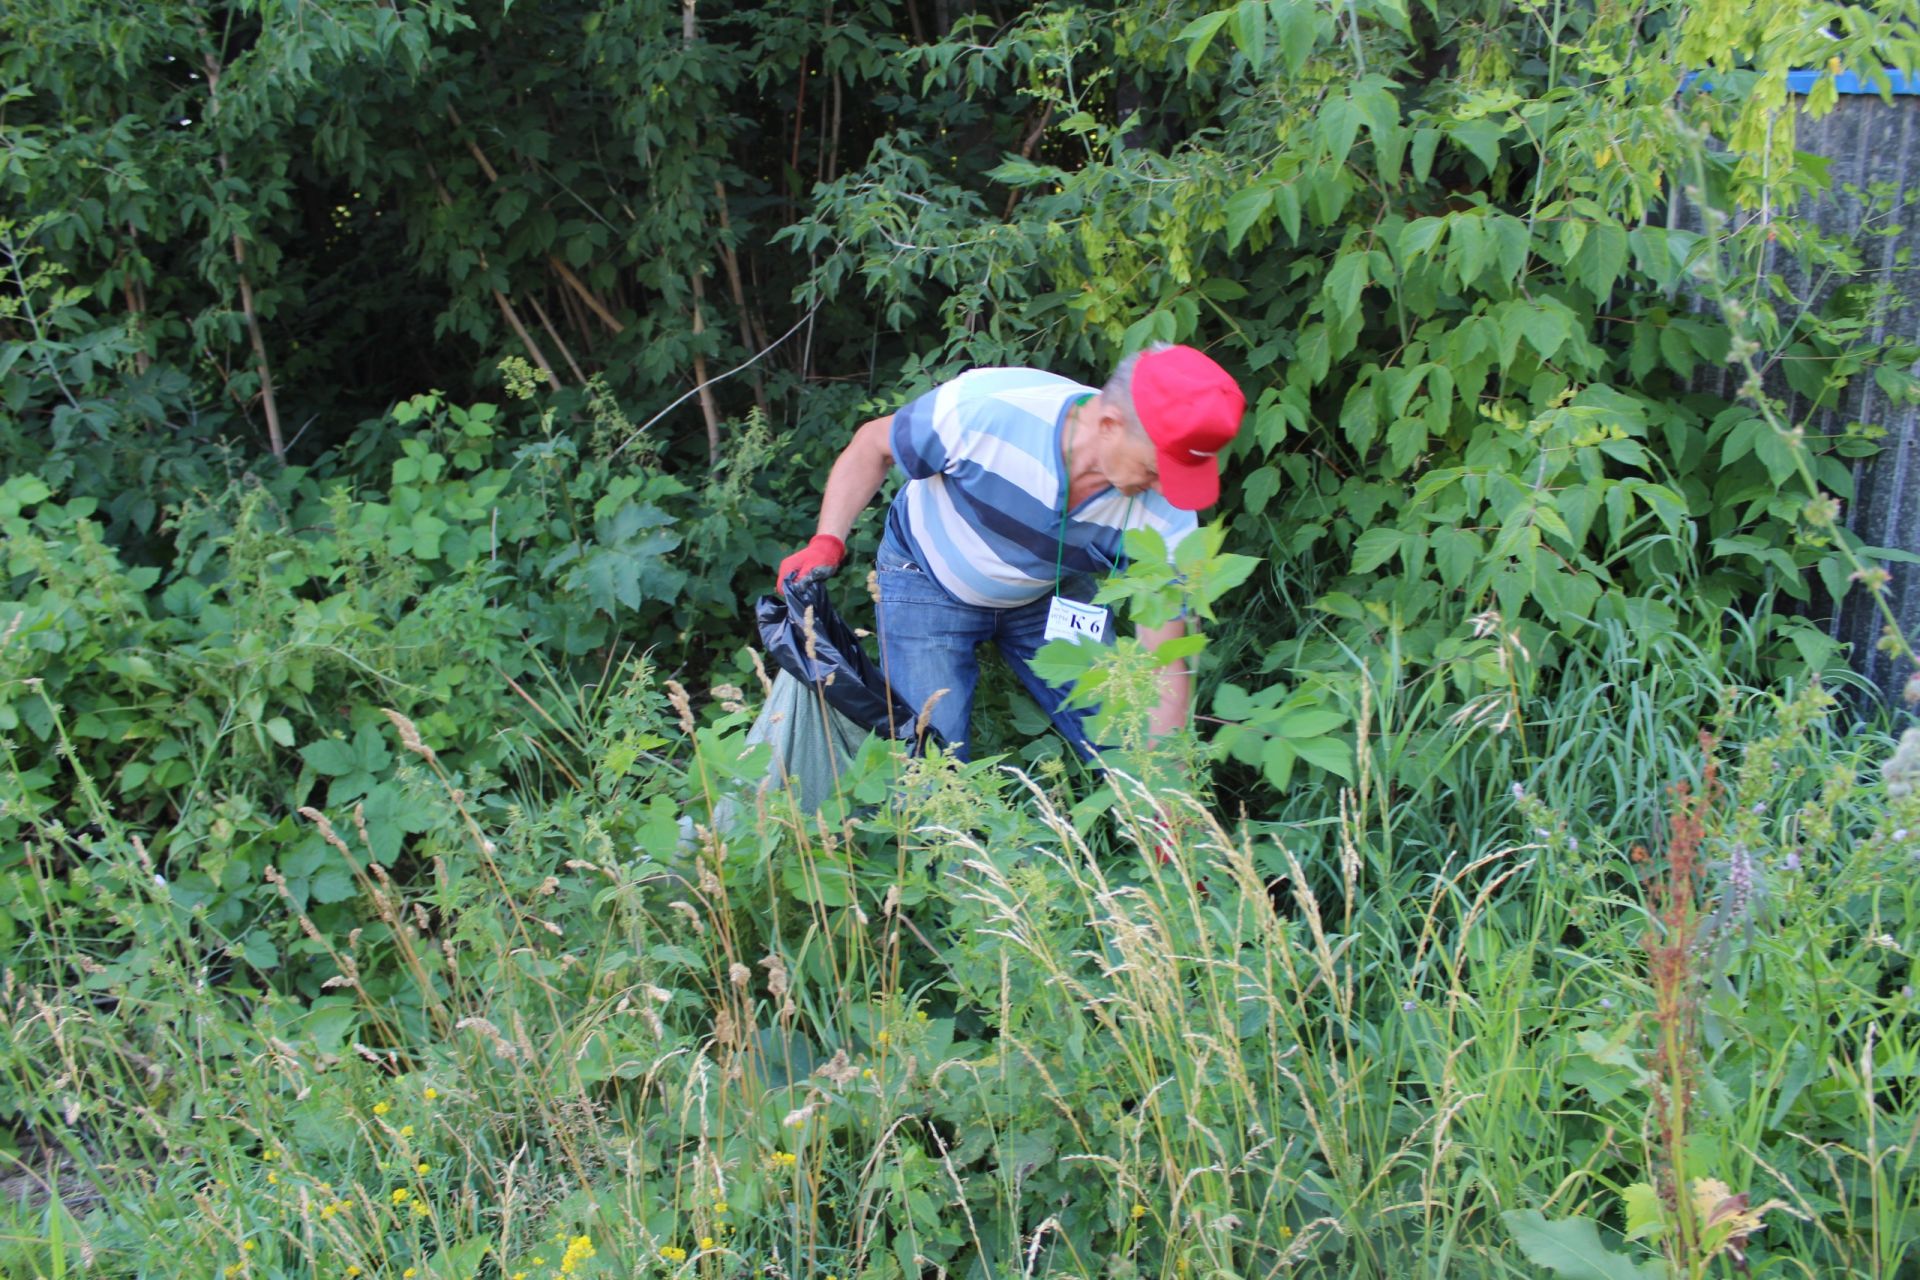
[1096,414,1161,497]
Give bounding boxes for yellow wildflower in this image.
[861,1068,873,1079]
[659,1245,688,1263]
[560,1234,596,1274]
[411,1200,429,1218]
[512,1274,527,1280]
[392,1187,411,1204]
[699,1236,714,1249]
[347,1269,362,1279]
[915,1009,928,1021]
[770,1150,798,1168]
[713,1201,728,1214]
[264,1149,280,1161]
[404,1269,417,1279]
[399,1125,414,1137]
[266,1172,279,1185]
[423,1087,439,1101]
[373,1101,391,1116]
[415,1162,431,1174]
[321,1204,337,1220]
[875,1030,889,1045]
[532,1258,546,1267]
[242,1241,256,1252]
[1131,1203,1146,1219]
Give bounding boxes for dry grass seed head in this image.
[381,708,436,764]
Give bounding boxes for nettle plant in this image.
[794,0,1920,800]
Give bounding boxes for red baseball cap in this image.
[1131,345,1245,510]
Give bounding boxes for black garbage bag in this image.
[756,577,942,752]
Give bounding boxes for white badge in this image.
[1044,596,1111,644]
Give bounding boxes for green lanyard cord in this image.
[1056,398,1081,596]
[1056,394,1135,599]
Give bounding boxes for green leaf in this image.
[1244,464,1281,515]
[1151,632,1208,664]
[1224,184,1274,251]
[264,716,295,748]
[1295,323,1332,386]
[1448,118,1507,173]
[1229,0,1269,72]
[309,866,357,905]
[1431,527,1481,590]
[357,781,433,865]
[240,933,279,971]
[1273,183,1302,242]
[1621,1184,1665,1243]
[1752,426,1800,486]
[1315,591,1364,619]
[1259,738,1298,789]
[1177,9,1233,73]
[1448,216,1492,288]
[0,474,53,517]
[1409,128,1441,183]
[1274,0,1325,74]
[1573,222,1629,303]
[1029,636,1104,688]
[1354,79,1404,178]
[299,738,359,776]
[1489,213,1529,284]
[1385,413,1428,473]
[1340,376,1381,452]
[1395,216,1447,265]
[1350,527,1404,573]
[1323,251,1369,321]
[298,1000,361,1056]
[1289,733,1354,780]
[1124,525,1172,567]
[1271,707,1345,737]
[1522,302,1572,361]
[1500,1210,1662,1280]
[1319,96,1360,171]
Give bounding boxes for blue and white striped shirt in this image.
[886,368,1197,609]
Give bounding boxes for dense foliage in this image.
[3,0,1920,1276]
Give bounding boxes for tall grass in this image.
[1,629,1915,1279]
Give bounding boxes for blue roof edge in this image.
[1681,69,1920,96]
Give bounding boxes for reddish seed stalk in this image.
[1640,732,1720,1276]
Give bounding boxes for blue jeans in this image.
[874,524,1101,761]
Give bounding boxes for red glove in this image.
[777,534,845,592]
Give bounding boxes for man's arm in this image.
[1139,617,1190,740]
[816,414,896,542]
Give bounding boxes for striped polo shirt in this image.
[885,367,1197,609]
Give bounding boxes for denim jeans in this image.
[874,522,1102,761]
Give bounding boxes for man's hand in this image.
[776,534,846,592]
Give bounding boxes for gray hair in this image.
[1102,341,1171,440]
